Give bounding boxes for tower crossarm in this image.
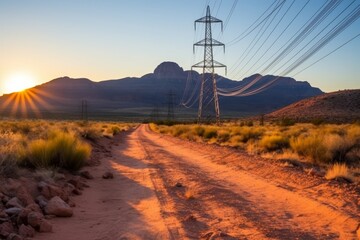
[193,39,225,53]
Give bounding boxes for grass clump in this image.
[25,131,91,171]
[259,135,289,151]
[325,163,353,182]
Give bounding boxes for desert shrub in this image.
[259,135,289,151]
[290,134,327,163]
[193,126,205,137]
[81,126,102,140]
[279,118,295,126]
[203,127,217,139]
[231,127,263,143]
[323,134,355,163]
[311,118,324,126]
[25,132,91,171]
[111,126,121,135]
[325,163,353,182]
[172,125,190,137]
[217,130,230,143]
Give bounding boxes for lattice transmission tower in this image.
[192,5,226,124]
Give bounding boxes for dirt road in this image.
[36,124,359,240]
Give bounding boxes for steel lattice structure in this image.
[192,6,226,124]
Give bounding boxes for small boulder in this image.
[6,233,23,240]
[4,208,22,216]
[175,182,183,188]
[16,208,31,226]
[18,224,35,238]
[45,196,73,217]
[102,171,114,179]
[0,222,14,238]
[39,219,52,233]
[80,170,93,179]
[35,196,48,209]
[5,198,23,209]
[27,211,44,228]
[25,203,42,214]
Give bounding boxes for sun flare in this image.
[3,73,36,94]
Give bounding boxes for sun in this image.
[3,73,36,94]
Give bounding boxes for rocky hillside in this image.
[266,90,360,123]
[0,62,323,120]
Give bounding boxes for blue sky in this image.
[0,0,359,95]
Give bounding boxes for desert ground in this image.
[34,124,359,240]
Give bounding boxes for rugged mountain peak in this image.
[153,62,186,79]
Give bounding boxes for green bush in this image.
[25,132,91,171]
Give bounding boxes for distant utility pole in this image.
[167,90,176,121]
[81,99,88,121]
[150,104,160,122]
[192,5,226,125]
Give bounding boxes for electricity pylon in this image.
[192,5,226,124]
[167,90,175,121]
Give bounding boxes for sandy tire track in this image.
[137,124,359,240]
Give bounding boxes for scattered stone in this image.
[18,224,35,238]
[53,173,66,181]
[201,231,214,239]
[72,188,82,195]
[80,170,94,179]
[5,198,23,209]
[67,177,83,189]
[4,208,22,216]
[0,211,8,218]
[39,219,52,232]
[38,182,68,202]
[63,183,75,196]
[0,222,14,238]
[16,208,31,226]
[27,211,44,228]
[102,171,114,179]
[45,196,73,217]
[35,196,48,209]
[0,218,8,224]
[175,182,183,188]
[6,233,23,240]
[183,215,197,222]
[44,215,56,220]
[67,199,76,208]
[3,179,34,207]
[25,203,42,214]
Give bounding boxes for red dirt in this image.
[35,125,360,240]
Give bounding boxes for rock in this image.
[102,171,114,179]
[53,173,66,181]
[5,198,23,209]
[3,179,34,207]
[67,199,76,208]
[39,219,52,232]
[0,218,9,224]
[18,224,35,238]
[16,208,31,226]
[67,177,83,189]
[80,170,93,179]
[25,204,42,214]
[45,196,73,217]
[0,222,14,238]
[35,196,48,209]
[6,233,23,240]
[0,211,8,218]
[72,188,82,195]
[4,208,22,216]
[63,183,75,196]
[27,211,44,228]
[38,182,68,202]
[175,182,183,187]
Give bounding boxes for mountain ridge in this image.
[0,61,324,120]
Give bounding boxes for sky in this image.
[0,0,359,96]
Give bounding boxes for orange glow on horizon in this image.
[0,88,55,118]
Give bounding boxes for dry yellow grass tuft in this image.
[325,163,353,182]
